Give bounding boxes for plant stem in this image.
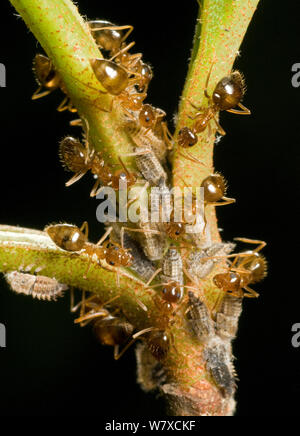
[4,0,261,416]
[174,0,260,242]
[9,0,136,169]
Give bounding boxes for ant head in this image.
[165,222,185,240]
[111,169,137,190]
[106,245,133,267]
[139,104,156,128]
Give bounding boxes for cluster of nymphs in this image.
[5,19,267,400]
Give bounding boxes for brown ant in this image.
[90,51,149,116]
[72,292,134,360]
[89,21,153,94]
[213,238,267,299]
[88,20,134,56]
[45,222,136,289]
[32,54,76,112]
[177,152,236,207]
[59,136,137,196]
[178,65,250,147]
[138,104,173,149]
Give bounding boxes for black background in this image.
[0,0,299,417]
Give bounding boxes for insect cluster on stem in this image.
[4,16,267,402]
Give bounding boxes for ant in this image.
[177,64,250,147]
[89,21,153,93]
[178,152,236,207]
[88,20,134,56]
[90,50,149,116]
[72,292,134,360]
[138,104,173,150]
[32,54,76,112]
[45,222,137,289]
[213,238,267,299]
[59,136,137,196]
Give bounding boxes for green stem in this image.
[174,0,260,242]
[0,225,155,329]
[9,0,136,169]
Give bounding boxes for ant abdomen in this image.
[201,174,226,203]
[90,58,129,95]
[59,136,88,173]
[46,223,87,252]
[147,330,170,361]
[33,54,61,91]
[93,315,134,347]
[238,252,267,284]
[162,281,183,304]
[178,127,198,148]
[212,71,245,111]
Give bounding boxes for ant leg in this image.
[74,308,109,325]
[204,59,216,99]
[118,156,133,178]
[212,114,226,136]
[114,327,155,361]
[90,24,134,44]
[123,148,152,157]
[212,291,224,314]
[96,226,113,246]
[57,96,69,112]
[145,268,162,286]
[70,287,77,312]
[65,169,88,187]
[90,179,101,197]
[31,87,52,100]
[109,41,136,62]
[70,118,83,127]
[209,197,236,207]
[177,150,207,167]
[75,294,120,324]
[161,122,174,150]
[188,99,202,111]
[126,180,149,208]
[243,286,259,298]
[79,221,89,238]
[226,103,251,115]
[188,111,203,120]
[234,237,266,253]
[67,100,77,113]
